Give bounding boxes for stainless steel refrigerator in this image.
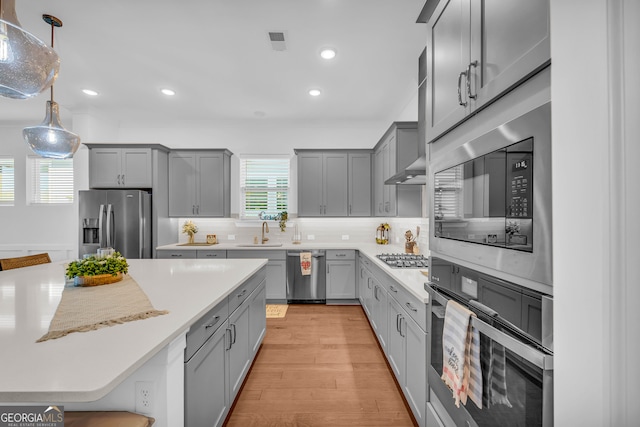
[79,190,152,259]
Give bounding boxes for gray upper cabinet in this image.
[89,147,153,188]
[348,153,372,216]
[169,150,232,217]
[296,150,370,217]
[373,122,422,217]
[423,0,550,142]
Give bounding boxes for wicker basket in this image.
[74,272,124,287]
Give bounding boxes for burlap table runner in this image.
[37,275,168,342]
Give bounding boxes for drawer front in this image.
[227,250,286,261]
[196,250,227,259]
[326,249,355,260]
[185,300,229,361]
[387,280,427,332]
[156,250,196,259]
[229,268,267,314]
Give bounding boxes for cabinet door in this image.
[326,261,356,299]
[374,149,385,216]
[323,152,348,216]
[89,148,121,188]
[469,0,550,108]
[297,153,324,216]
[266,260,286,300]
[427,0,471,142]
[121,149,152,188]
[372,281,388,351]
[249,281,267,356]
[184,321,229,427]
[387,297,406,381]
[384,136,397,216]
[228,300,251,399]
[348,153,372,216]
[169,153,197,216]
[197,152,225,217]
[404,315,427,426]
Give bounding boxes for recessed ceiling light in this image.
[320,48,336,60]
[82,89,99,96]
[308,89,321,97]
[161,88,175,96]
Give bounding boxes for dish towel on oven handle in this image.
[441,299,483,409]
[300,252,312,276]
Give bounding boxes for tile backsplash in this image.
[176,217,429,252]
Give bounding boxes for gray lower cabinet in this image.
[184,319,229,427]
[169,150,232,217]
[184,267,266,427]
[371,276,388,351]
[227,250,286,301]
[326,250,356,300]
[358,254,373,317]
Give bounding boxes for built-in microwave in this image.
[429,102,552,290]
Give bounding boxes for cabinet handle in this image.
[117,174,121,185]
[349,204,352,215]
[405,302,418,312]
[237,289,247,298]
[121,174,125,185]
[396,313,402,333]
[466,61,478,100]
[389,285,397,293]
[205,315,221,329]
[367,278,372,289]
[400,317,406,338]
[231,323,237,345]
[327,265,330,274]
[336,253,346,257]
[192,205,195,215]
[457,70,467,106]
[225,328,232,350]
[171,253,182,257]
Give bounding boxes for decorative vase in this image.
[188,233,195,244]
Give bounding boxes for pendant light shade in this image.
[0,0,60,99]
[23,14,80,159]
[23,100,80,158]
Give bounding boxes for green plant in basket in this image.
[66,252,129,279]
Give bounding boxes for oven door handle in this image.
[427,283,553,371]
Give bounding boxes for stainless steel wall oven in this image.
[426,279,553,427]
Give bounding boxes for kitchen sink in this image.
[235,243,283,247]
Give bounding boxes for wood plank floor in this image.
[224,304,417,427]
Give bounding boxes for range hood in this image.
[384,155,427,184]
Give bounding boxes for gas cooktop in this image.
[377,253,428,268]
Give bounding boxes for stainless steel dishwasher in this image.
[286,250,326,303]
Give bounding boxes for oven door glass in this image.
[430,290,550,426]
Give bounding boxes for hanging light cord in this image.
[42,14,62,109]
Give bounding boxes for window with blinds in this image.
[433,164,463,219]
[0,157,15,205]
[240,157,289,220]
[28,157,74,204]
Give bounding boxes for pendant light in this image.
[23,14,80,159]
[0,0,59,99]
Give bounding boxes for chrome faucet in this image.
[261,221,270,244]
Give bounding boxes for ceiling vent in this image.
[268,31,287,51]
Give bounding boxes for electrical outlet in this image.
[342,235,349,240]
[307,234,315,240]
[135,381,154,414]
[228,234,235,240]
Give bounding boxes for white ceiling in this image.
[1,0,427,127]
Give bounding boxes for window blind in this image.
[240,157,289,219]
[29,157,74,204]
[0,157,15,205]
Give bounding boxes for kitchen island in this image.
[0,258,267,427]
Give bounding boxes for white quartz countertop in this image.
[0,258,267,403]
[158,242,431,304]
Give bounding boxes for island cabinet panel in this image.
[227,250,286,301]
[228,296,251,397]
[358,254,374,317]
[184,320,229,427]
[169,150,232,217]
[425,0,550,142]
[89,147,153,188]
